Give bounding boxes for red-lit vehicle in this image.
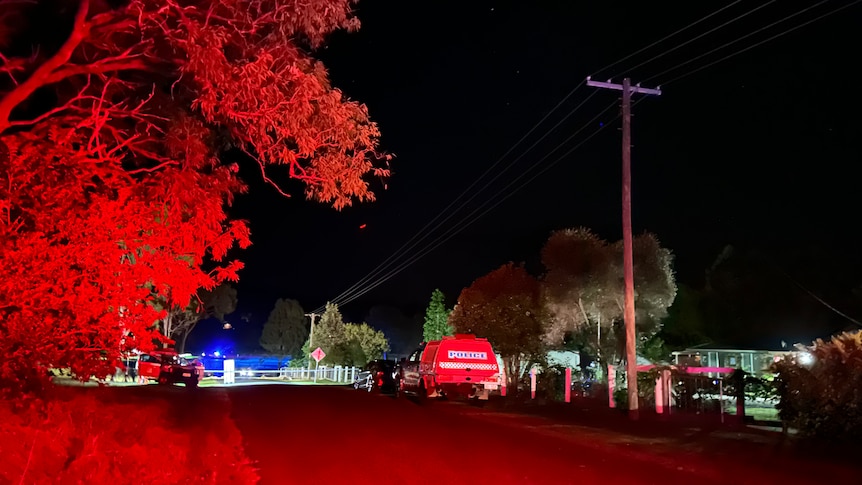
[137,350,204,387]
[395,334,500,400]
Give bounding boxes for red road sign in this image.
[311,347,326,363]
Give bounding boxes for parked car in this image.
[137,350,204,388]
[395,334,500,400]
[353,359,396,393]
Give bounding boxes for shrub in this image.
[538,364,567,401]
[773,331,862,440]
[613,387,629,409]
[0,387,258,484]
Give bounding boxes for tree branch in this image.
[7,78,94,128]
[44,58,149,85]
[127,159,179,174]
[0,0,91,132]
[241,147,292,198]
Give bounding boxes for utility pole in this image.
[305,312,319,349]
[587,76,661,421]
[305,312,319,381]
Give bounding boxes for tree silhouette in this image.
[423,289,453,341]
[259,298,307,357]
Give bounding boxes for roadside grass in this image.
[0,385,258,484]
[725,404,780,422]
[53,375,349,388]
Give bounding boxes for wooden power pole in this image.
[586,76,661,420]
[305,312,319,366]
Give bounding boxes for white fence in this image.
[278,365,359,383]
[203,364,359,384]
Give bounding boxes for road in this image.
[226,385,716,485]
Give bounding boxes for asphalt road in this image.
[226,385,715,485]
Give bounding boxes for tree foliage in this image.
[309,302,348,364]
[300,303,390,366]
[0,0,386,396]
[364,305,422,357]
[0,388,258,484]
[656,284,707,351]
[162,283,238,353]
[344,322,390,363]
[625,233,678,329]
[541,228,677,364]
[774,331,862,440]
[423,288,453,342]
[259,298,307,357]
[700,245,848,348]
[541,228,616,347]
[449,263,546,385]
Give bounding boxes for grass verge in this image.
[0,385,259,484]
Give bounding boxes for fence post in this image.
[530,367,536,400]
[662,370,672,415]
[565,367,571,403]
[608,364,616,408]
[734,370,745,425]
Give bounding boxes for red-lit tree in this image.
[449,263,546,387]
[0,0,387,396]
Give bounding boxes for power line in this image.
[773,266,862,329]
[317,1,854,311]
[321,81,589,309]
[621,0,777,76]
[326,90,601,308]
[318,101,619,311]
[333,100,631,309]
[661,0,860,85]
[645,0,830,84]
[319,5,763,312]
[320,3,766,311]
[595,0,743,78]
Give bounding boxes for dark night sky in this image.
[200,1,862,350]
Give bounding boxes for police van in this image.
[395,334,501,400]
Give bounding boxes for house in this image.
[671,345,794,377]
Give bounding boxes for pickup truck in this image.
[137,350,204,388]
[395,334,500,400]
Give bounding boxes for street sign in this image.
[311,347,326,363]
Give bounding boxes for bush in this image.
[722,371,778,403]
[773,331,862,440]
[538,365,567,401]
[612,367,666,409]
[0,387,258,484]
[613,387,629,409]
